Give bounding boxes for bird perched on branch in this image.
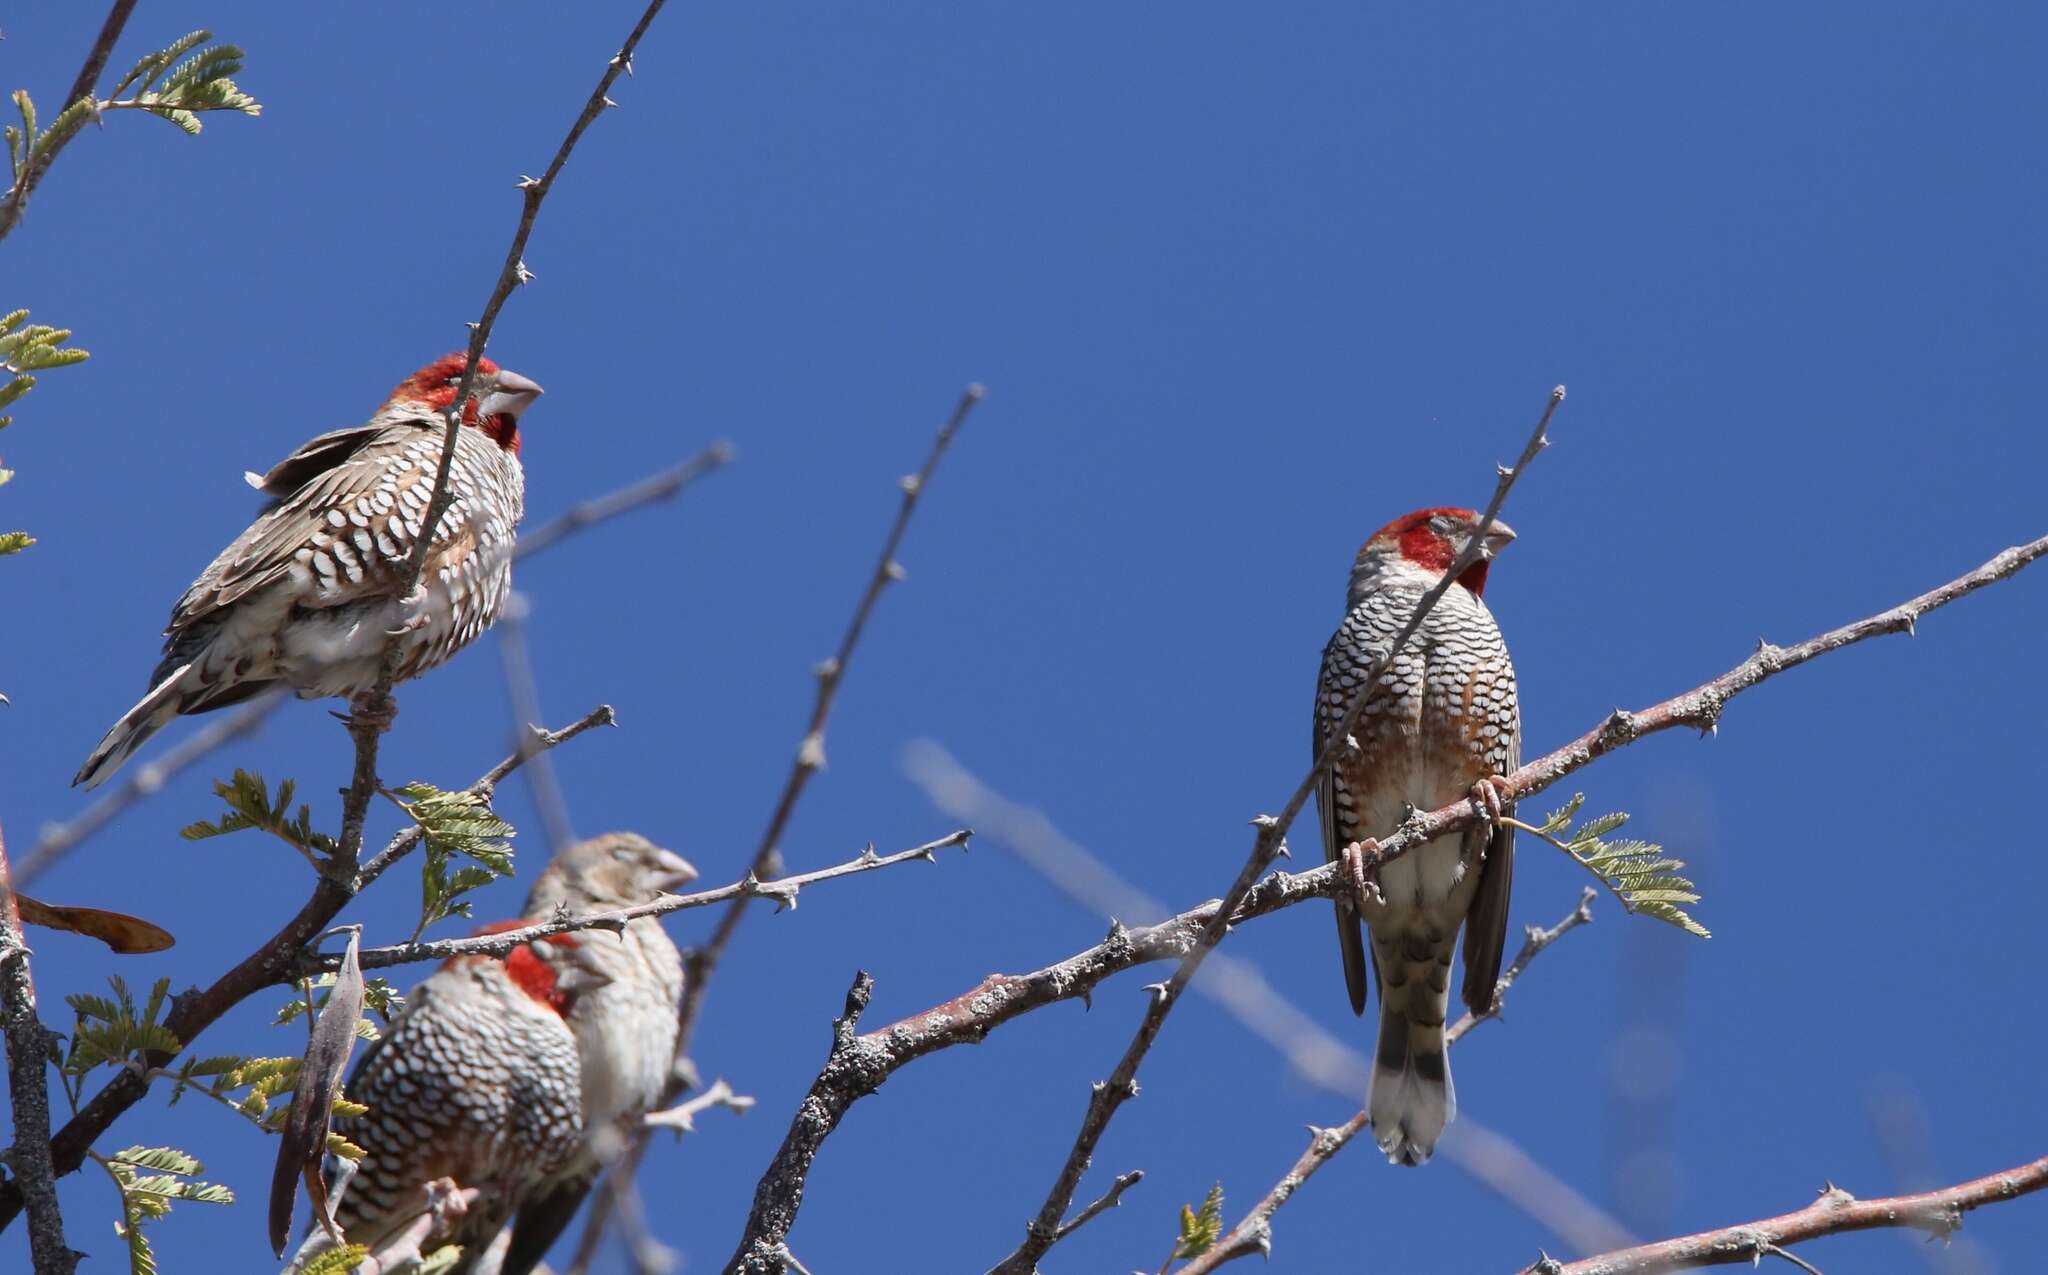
[75,353,543,788]
[291,924,604,1273]
[1313,506,1520,1166]
[292,837,688,1274]
[498,833,694,1275]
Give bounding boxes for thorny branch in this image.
[514,440,734,563]
[0,818,77,1273]
[330,830,973,974]
[724,522,2048,1270]
[984,386,1564,1275]
[0,706,614,1230]
[337,0,675,874]
[1176,890,1602,1274]
[909,745,1628,1254]
[1525,1154,2048,1274]
[674,384,986,1058]
[571,384,987,1263]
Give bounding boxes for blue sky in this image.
[5,3,2046,1272]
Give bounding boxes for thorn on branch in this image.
[796,732,826,771]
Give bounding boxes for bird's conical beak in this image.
[480,368,545,420]
[650,848,699,893]
[1482,519,1516,556]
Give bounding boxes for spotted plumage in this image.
[75,354,543,789]
[1312,506,1520,1166]
[498,833,695,1275]
[287,930,594,1272]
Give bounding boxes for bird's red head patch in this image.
[1362,506,1501,596]
[387,353,529,454]
[456,919,585,1016]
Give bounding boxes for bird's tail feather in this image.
[74,662,194,789]
[1368,981,1455,1166]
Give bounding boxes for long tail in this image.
[1367,954,1456,1166]
[73,663,194,789]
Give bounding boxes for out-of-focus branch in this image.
[0,706,613,1231]
[644,1077,755,1133]
[1174,890,1606,1274]
[909,747,1624,1258]
[722,519,2048,1270]
[571,384,986,1264]
[0,817,78,1273]
[514,440,733,563]
[340,830,971,973]
[15,691,280,888]
[496,592,576,856]
[983,387,1563,1275]
[1524,1155,2048,1275]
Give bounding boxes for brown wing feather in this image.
[1314,649,1371,1017]
[169,419,439,633]
[1460,713,1518,1016]
[250,423,388,498]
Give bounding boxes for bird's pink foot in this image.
[1343,838,1385,908]
[1468,774,1513,823]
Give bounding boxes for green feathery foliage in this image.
[389,780,517,940]
[161,1053,369,1160]
[99,31,261,135]
[1531,794,1711,938]
[92,1145,234,1275]
[415,1245,469,1275]
[60,977,180,1104]
[0,308,88,559]
[298,1245,371,1275]
[181,770,340,867]
[1170,1182,1225,1263]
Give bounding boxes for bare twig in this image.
[0,706,613,1231]
[1447,887,1597,1044]
[0,818,77,1273]
[1525,1156,2048,1274]
[725,974,882,1275]
[1057,1170,1144,1242]
[340,830,971,973]
[496,592,576,855]
[515,440,734,562]
[725,521,2048,1270]
[1176,891,1608,1274]
[571,385,986,1264]
[15,691,280,888]
[644,1078,756,1133]
[0,0,140,241]
[675,384,985,1056]
[909,748,1624,1259]
[984,387,1563,1275]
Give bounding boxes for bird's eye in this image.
[612,847,636,863]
